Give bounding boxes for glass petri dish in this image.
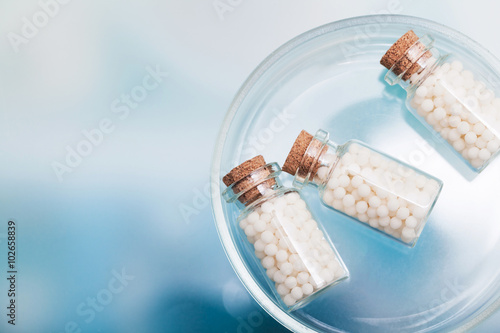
[211,15,500,332]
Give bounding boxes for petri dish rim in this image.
[210,14,500,333]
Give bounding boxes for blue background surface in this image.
[0,1,499,332]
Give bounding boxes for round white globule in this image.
[302,283,314,295]
[351,175,364,188]
[479,148,491,161]
[253,219,267,233]
[343,194,355,207]
[333,187,346,199]
[488,139,500,153]
[379,216,390,227]
[358,184,371,197]
[277,283,290,296]
[377,205,389,218]
[284,276,297,289]
[261,231,274,244]
[369,196,381,208]
[247,212,259,224]
[276,249,288,262]
[254,239,266,252]
[396,207,410,220]
[296,272,309,284]
[262,256,275,269]
[356,201,368,214]
[291,286,304,300]
[387,198,400,211]
[283,294,296,306]
[421,99,434,112]
[338,175,350,187]
[273,270,286,284]
[390,217,403,230]
[266,267,278,279]
[280,262,293,276]
[245,225,256,237]
[465,132,477,144]
[405,216,418,229]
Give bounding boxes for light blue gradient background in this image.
[0,1,499,332]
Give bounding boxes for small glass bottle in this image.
[381,30,500,172]
[222,155,348,310]
[282,129,443,246]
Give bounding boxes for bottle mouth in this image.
[222,162,282,206]
[384,34,435,86]
[293,129,330,189]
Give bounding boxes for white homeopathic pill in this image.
[297,272,309,285]
[343,194,355,207]
[223,155,349,310]
[351,175,364,188]
[282,129,443,246]
[283,294,295,306]
[387,198,400,212]
[405,216,418,229]
[333,187,346,199]
[253,219,267,232]
[302,283,314,295]
[284,276,297,289]
[261,230,274,244]
[390,217,403,230]
[291,286,304,300]
[368,196,381,208]
[277,284,290,296]
[479,148,492,160]
[264,243,278,256]
[275,250,288,262]
[247,212,259,223]
[377,205,389,218]
[457,121,470,135]
[262,256,275,269]
[396,207,410,220]
[488,139,500,153]
[358,184,371,197]
[434,107,446,120]
[464,132,478,144]
[356,201,368,214]
[421,99,434,112]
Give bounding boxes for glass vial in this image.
[381,30,500,172]
[282,130,443,247]
[222,155,348,310]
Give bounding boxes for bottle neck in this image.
[222,162,283,210]
[384,34,448,93]
[293,129,339,189]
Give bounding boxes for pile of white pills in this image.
[409,60,500,169]
[314,143,441,244]
[239,191,347,307]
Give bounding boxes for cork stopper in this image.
[283,130,325,180]
[282,130,313,175]
[380,30,432,81]
[223,155,276,206]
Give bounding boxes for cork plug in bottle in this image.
[381,30,500,172]
[283,129,443,247]
[222,155,348,310]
